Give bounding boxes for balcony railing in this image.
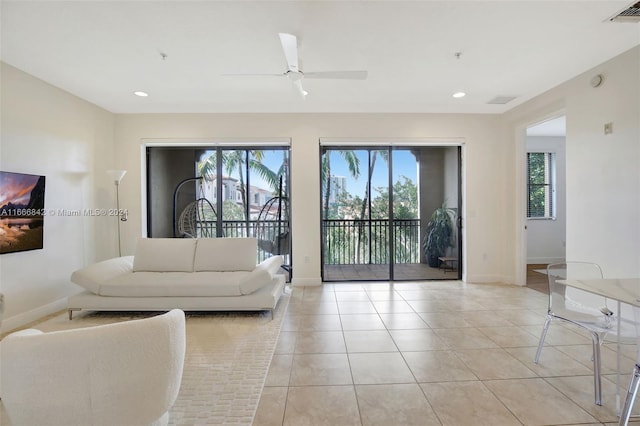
[195,219,289,262]
[322,219,422,265]
[192,218,422,265]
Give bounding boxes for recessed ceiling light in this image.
[452,91,466,98]
[133,91,149,97]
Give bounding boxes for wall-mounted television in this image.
[0,171,46,254]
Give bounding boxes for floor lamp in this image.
[107,169,127,257]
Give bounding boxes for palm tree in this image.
[356,149,388,263]
[321,150,360,219]
[254,150,289,197]
[225,150,257,221]
[198,149,288,221]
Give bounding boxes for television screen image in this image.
[0,171,46,254]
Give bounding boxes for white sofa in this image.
[1,309,186,426]
[68,238,285,319]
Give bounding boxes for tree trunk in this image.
[323,156,331,219]
[356,152,377,264]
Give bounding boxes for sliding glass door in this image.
[147,145,291,268]
[391,148,422,279]
[321,149,391,281]
[321,145,461,281]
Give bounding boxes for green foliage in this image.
[527,152,552,218]
[197,149,290,222]
[371,176,417,219]
[528,153,546,184]
[331,192,364,219]
[323,175,421,264]
[422,201,455,259]
[325,176,418,222]
[222,200,245,220]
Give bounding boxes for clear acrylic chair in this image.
[534,261,614,405]
[618,306,640,425]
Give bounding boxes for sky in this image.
[0,171,40,206]
[325,149,418,198]
[199,149,288,195]
[252,149,419,200]
[196,148,418,200]
[249,150,287,194]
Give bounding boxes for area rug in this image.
[0,291,290,426]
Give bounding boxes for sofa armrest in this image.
[70,256,134,294]
[239,256,283,295]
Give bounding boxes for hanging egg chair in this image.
[254,195,290,255]
[177,197,217,238]
[254,175,290,256]
[173,177,219,238]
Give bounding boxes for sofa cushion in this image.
[194,238,257,272]
[133,238,197,272]
[71,256,134,294]
[99,272,247,297]
[239,256,284,295]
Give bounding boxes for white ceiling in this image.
[1,1,638,114]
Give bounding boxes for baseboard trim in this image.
[502,275,518,286]
[291,277,322,287]
[527,257,565,265]
[1,297,68,333]
[464,274,505,284]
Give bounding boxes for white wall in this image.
[505,46,640,283]
[4,45,636,330]
[114,113,508,285]
[565,48,640,277]
[526,135,566,264]
[0,63,115,331]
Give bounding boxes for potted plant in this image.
[422,201,455,267]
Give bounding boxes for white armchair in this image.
[0,309,186,426]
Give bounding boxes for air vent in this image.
[487,96,517,105]
[610,1,640,22]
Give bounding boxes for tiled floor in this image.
[253,281,640,426]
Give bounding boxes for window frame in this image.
[526,151,556,220]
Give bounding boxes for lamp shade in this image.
[107,169,127,184]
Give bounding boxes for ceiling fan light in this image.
[452,91,466,98]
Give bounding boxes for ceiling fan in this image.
[225,33,368,98]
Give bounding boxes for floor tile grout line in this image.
[541,376,620,424]
[333,284,365,426]
[474,378,527,426]
[265,282,620,426]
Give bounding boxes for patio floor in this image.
[323,263,458,281]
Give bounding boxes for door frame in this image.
[319,139,465,282]
[514,110,566,286]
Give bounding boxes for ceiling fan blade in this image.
[221,73,285,77]
[293,79,308,99]
[304,70,368,80]
[278,33,299,72]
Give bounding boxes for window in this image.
[527,152,555,219]
[146,145,290,265]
